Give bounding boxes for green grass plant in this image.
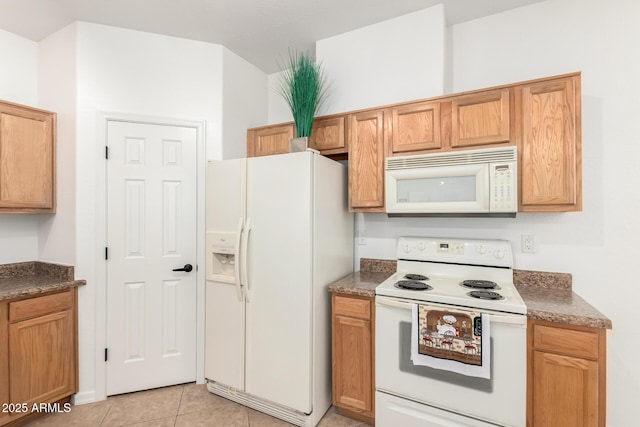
[277,50,327,138]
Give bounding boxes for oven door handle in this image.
[375,296,527,326]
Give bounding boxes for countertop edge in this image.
[526,308,612,329]
[0,279,86,302]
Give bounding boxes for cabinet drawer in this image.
[532,323,599,360]
[334,295,371,320]
[9,290,73,323]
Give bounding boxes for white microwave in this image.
[385,146,517,217]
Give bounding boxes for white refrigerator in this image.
[205,151,353,427]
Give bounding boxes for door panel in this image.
[204,159,246,391]
[244,152,313,413]
[106,121,197,395]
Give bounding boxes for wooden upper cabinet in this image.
[388,101,442,155]
[247,123,294,157]
[451,89,511,148]
[0,100,56,213]
[348,110,385,212]
[310,115,347,155]
[519,76,581,211]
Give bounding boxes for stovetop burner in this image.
[467,290,504,300]
[394,280,433,291]
[460,280,499,290]
[404,273,429,281]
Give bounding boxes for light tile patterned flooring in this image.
[24,383,369,427]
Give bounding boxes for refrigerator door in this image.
[244,152,313,413]
[205,159,246,391]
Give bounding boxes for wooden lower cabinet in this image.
[331,293,375,424]
[527,319,606,427]
[0,288,78,426]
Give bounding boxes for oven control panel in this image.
[397,237,513,268]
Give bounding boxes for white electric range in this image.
[375,237,527,427]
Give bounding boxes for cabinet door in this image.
[451,89,510,148]
[333,315,373,413]
[247,124,294,157]
[8,310,76,407]
[310,116,347,155]
[0,102,55,212]
[389,101,441,154]
[532,351,598,427]
[520,77,581,211]
[348,110,385,211]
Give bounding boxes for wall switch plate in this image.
[357,230,367,245]
[521,234,535,253]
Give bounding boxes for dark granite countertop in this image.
[0,261,86,301]
[329,259,612,329]
[514,270,611,329]
[328,258,395,298]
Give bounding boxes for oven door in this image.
[375,296,526,427]
[385,164,489,214]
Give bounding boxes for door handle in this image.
[172,264,193,272]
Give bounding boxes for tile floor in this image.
[24,383,369,427]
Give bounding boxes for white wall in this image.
[267,70,291,125]
[72,22,224,401]
[316,5,446,115]
[450,2,637,425]
[267,5,447,125]
[0,28,38,105]
[222,47,268,159]
[341,0,636,425]
[38,24,77,265]
[0,29,40,263]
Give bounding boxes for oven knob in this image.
[494,250,505,259]
[417,241,426,251]
[403,244,411,253]
[477,245,487,255]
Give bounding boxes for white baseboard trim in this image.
[72,391,101,405]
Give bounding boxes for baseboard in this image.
[72,391,98,405]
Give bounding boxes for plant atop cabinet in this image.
[276,50,327,152]
[0,100,56,213]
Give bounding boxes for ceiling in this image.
[0,0,544,73]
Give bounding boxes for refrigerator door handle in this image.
[234,216,244,302]
[241,217,252,302]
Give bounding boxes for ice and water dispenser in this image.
[205,232,237,283]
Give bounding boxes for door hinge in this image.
[104,348,108,362]
[105,247,109,260]
[105,146,109,159]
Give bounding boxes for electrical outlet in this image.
[521,234,535,253]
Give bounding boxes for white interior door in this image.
[106,120,197,395]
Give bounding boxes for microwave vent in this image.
[386,147,517,170]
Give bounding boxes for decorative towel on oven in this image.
[411,304,491,379]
